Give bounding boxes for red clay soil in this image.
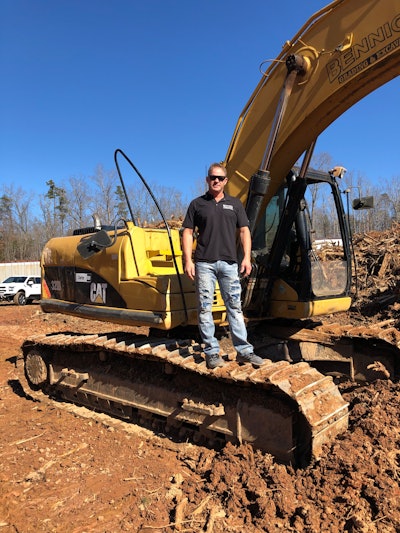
[0,302,399,533]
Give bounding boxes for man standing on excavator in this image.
[182,162,264,370]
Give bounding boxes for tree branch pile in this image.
[351,221,400,323]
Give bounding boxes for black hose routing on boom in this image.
[245,169,271,236]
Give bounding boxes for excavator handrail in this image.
[114,149,189,323]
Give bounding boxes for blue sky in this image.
[1,0,399,205]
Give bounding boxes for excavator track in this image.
[257,321,400,382]
[19,331,349,466]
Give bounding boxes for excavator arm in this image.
[225,0,400,206]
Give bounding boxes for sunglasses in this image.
[208,175,227,182]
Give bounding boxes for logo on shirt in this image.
[223,204,234,211]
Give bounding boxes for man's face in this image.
[207,168,227,194]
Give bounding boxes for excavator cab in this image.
[242,167,352,319]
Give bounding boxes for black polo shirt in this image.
[183,192,249,263]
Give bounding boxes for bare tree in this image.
[0,186,37,260]
[126,181,187,226]
[305,152,334,229]
[91,165,118,225]
[376,176,400,228]
[66,176,94,231]
[0,193,14,261]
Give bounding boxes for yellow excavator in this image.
[20,0,400,465]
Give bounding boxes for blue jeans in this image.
[195,261,254,357]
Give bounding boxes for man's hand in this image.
[240,258,252,277]
[184,259,196,280]
[182,227,195,280]
[239,226,252,277]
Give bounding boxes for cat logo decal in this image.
[90,282,107,304]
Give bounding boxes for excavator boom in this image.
[225,0,400,205]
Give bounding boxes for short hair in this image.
[207,162,227,177]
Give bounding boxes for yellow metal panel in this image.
[270,296,352,319]
[271,279,300,301]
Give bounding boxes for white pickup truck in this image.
[0,276,41,305]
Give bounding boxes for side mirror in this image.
[77,229,113,259]
[353,196,374,210]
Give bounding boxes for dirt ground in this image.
[1,302,400,533]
